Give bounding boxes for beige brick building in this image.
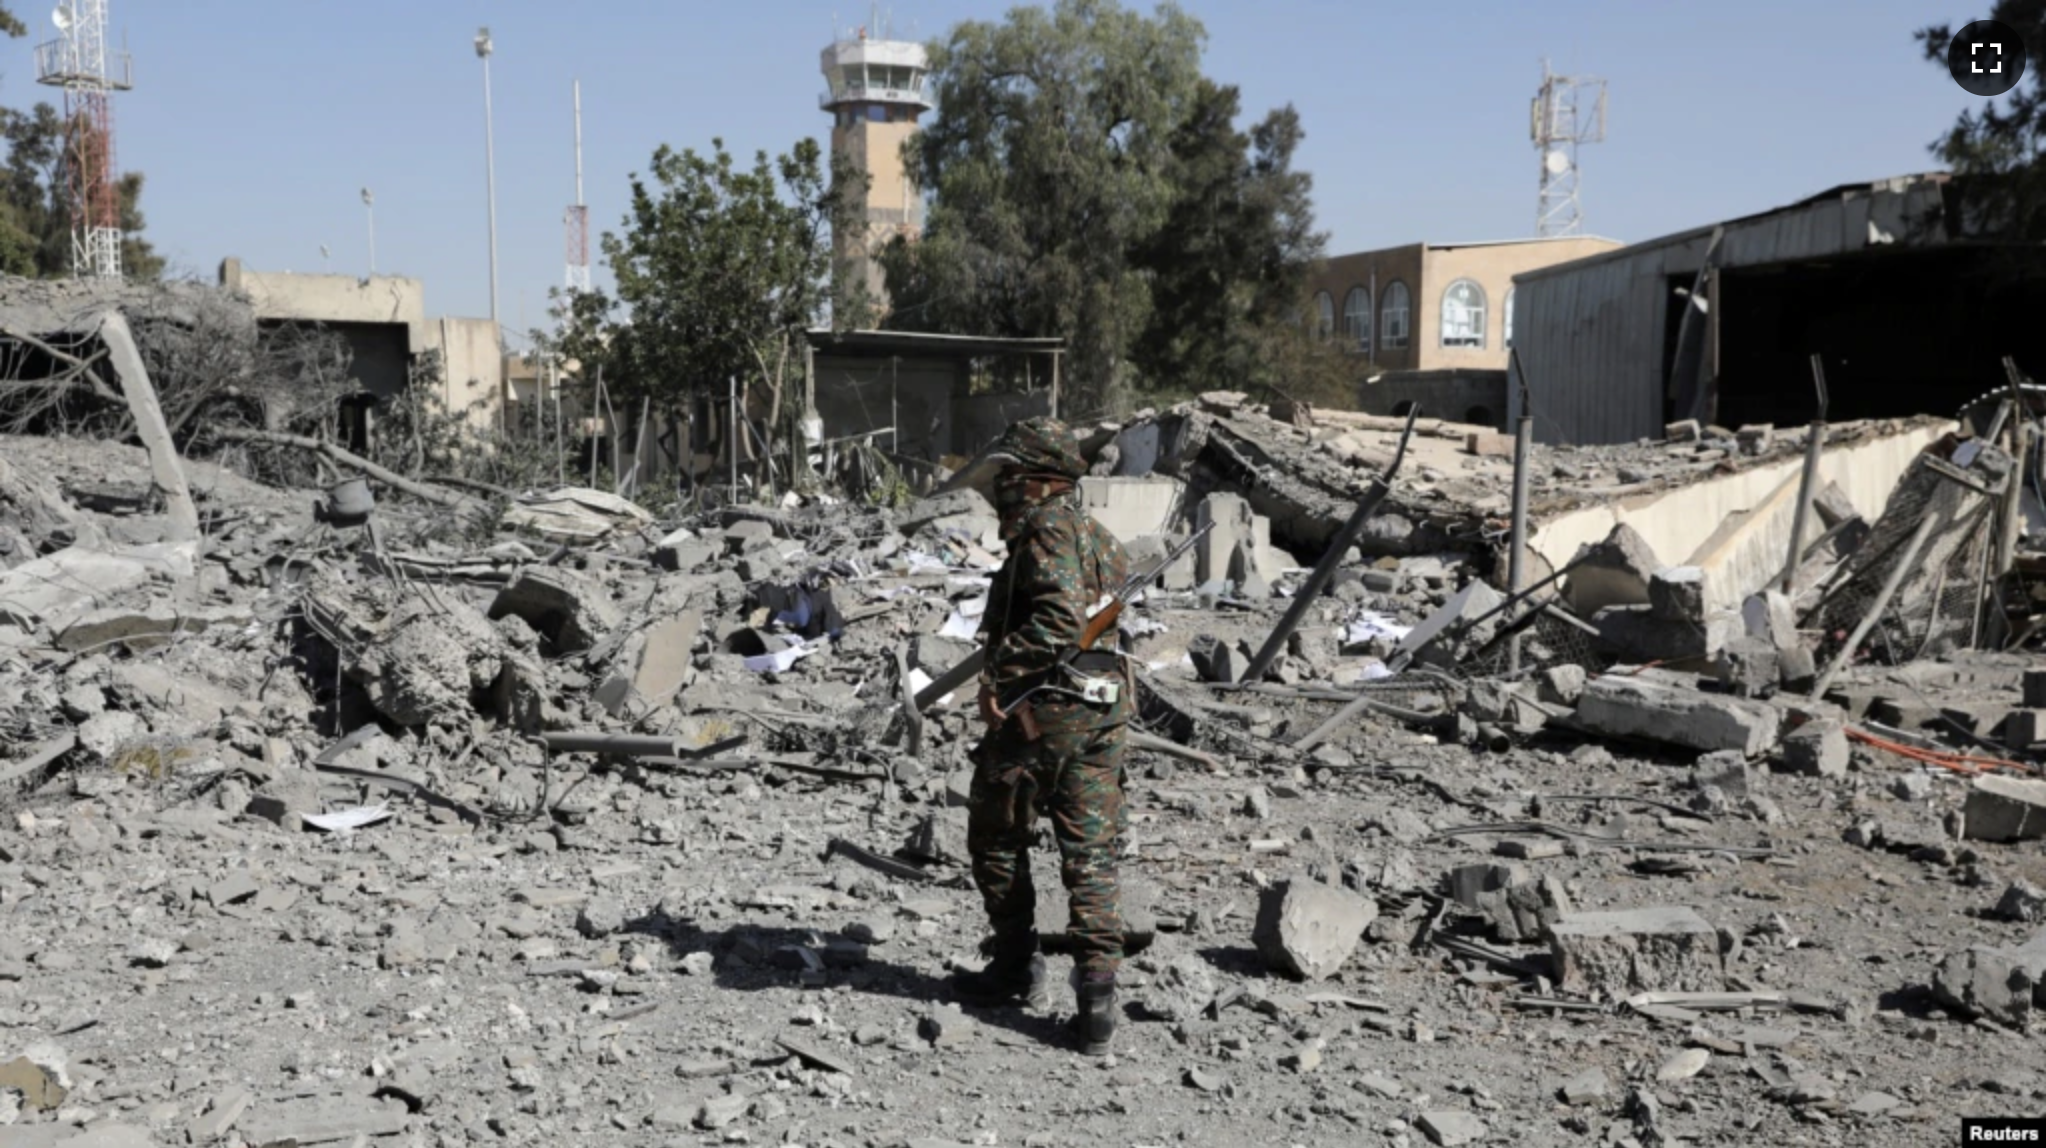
[1305,235,1621,372]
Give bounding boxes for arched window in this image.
[1381,281,1411,349]
[1440,279,1486,349]
[1342,287,1371,354]
[1503,287,1516,349]
[1313,291,1335,343]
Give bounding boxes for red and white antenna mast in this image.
[36,0,132,279]
[564,79,590,294]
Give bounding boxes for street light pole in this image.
[475,26,500,331]
[360,188,375,275]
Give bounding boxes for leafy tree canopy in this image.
[881,0,1328,414]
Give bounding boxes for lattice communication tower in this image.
[36,0,132,279]
[1531,60,1606,238]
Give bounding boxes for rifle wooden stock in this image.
[1076,602,1122,651]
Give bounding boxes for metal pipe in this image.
[1507,413,1533,672]
[1780,354,1830,594]
[1809,509,1943,699]
[728,374,739,496]
[1237,405,1421,685]
[477,27,500,331]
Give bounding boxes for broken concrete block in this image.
[0,1046,70,1110]
[1648,566,1705,623]
[593,608,702,715]
[1574,674,1781,756]
[1547,906,1723,997]
[1692,749,1760,797]
[1194,493,1253,586]
[1566,523,1660,617]
[1962,775,2046,842]
[489,567,617,654]
[74,710,145,767]
[2025,669,2046,709]
[1464,431,1513,458]
[1253,879,1377,981]
[2007,710,2046,750]
[1735,424,1774,456]
[247,770,321,832]
[1447,863,1570,943]
[652,527,717,572]
[1714,636,1778,698]
[1416,1110,1488,1146]
[1539,664,1586,706]
[1189,634,1248,685]
[1664,419,1701,443]
[1776,646,1817,693]
[1999,880,2046,923]
[1592,604,1728,664]
[1931,927,2046,1024]
[722,518,776,553]
[1781,719,1848,778]
[1742,591,1799,651]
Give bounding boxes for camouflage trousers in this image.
[966,720,1129,975]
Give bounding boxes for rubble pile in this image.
[3,385,2046,1145]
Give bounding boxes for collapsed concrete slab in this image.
[1547,906,1723,997]
[1079,475,1184,542]
[0,541,197,636]
[55,602,252,653]
[489,567,618,654]
[1573,673,1781,755]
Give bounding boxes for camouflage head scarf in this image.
[990,417,1085,481]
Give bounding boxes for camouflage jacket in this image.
[979,490,1134,732]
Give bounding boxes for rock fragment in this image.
[1253,879,1376,981]
[1547,907,1724,997]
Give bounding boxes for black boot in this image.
[950,935,1047,1009]
[1072,972,1117,1055]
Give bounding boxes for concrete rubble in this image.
[1,383,2045,1144]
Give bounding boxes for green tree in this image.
[1130,78,1326,398]
[537,137,869,460]
[882,0,1328,413]
[1917,10,2046,241]
[881,0,1207,415]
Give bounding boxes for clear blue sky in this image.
[3,1,1982,344]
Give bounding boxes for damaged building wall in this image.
[1532,419,1951,614]
[1510,174,1955,444]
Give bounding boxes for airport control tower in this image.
[820,25,929,315]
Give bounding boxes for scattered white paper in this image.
[1344,610,1412,645]
[958,593,989,618]
[946,576,992,591]
[303,805,393,833]
[904,551,948,573]
[744,639,822,674]
[907,667,956,708]
[939,610,981,640]
[1358,659,1393,681]
[1120,616,1167,638]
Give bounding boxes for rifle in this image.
[997,521,1214,741]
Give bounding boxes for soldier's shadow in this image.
[622,908,1082,1052]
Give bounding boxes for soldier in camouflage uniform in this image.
[950,417,1134,1056]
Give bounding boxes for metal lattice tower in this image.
[1530,60,1606,238]
[564,79,590,294]
[36,0,132,279]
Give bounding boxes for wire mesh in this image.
[1808,458,1998,669]
[1460,604,1612,681]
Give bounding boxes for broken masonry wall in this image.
[1532,420,1950,615]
